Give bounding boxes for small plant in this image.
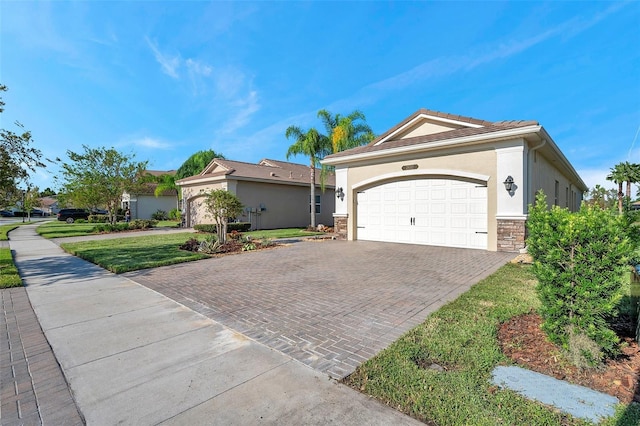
[242,242,257,251]
[168,208,181,221]
[129,219,158,230]
[88,214,110,223]
[151,210,168,220]
[228,230,243,241]
[179,237,200,252]
[565,326,604,368]
[260,237,275,247]
[198,235,221,254]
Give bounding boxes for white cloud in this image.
[145,37,181,79]
[577,168,616,191]
[186,59,212,77]
[130,136,172,150]
[221,90,261,134]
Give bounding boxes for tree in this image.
[0,84,45,205]
[285,126,331,229]
[620,161,640,200]
[175,149,225,180]
[584,184,617,210]
[606,163,625,214]
[317,109,375,153]
[203,189,243,243]
[153,173,180,211]
[21,186,41,221]
[39,187,56,197]
[57,145,149,224]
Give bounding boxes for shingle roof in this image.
[326,109,539,160]
[176,158,335,187]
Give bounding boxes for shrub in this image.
[179,237,200,252]
[129,219,157,230]
[93,223,130,233]
[88,214,110,223]
[527,192,632,364]
[194,224,217,233]
[75,219,87,223]
[151,210,168,221]
[228,222,251,232]
[168,208,181,221]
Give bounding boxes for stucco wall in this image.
[180,179,335,229]
[345,147,499,250]
[235,181,335,229]
[131,195,177,220]
[531,150,583,211]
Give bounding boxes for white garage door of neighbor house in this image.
[356,179,488,249]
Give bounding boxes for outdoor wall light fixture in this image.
[336,187,345,201]
[503,176,515,193]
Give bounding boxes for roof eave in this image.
[322,125,542,166]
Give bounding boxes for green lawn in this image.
[37,221,98,238]
[0,248,22,288]
[244,228,324,239]
[344,263,639,426]
[61,233,208,273]
[0,224,20,241]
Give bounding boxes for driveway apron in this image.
[126,239,514,378]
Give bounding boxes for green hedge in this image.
[527,191,632,365]
[194,222,251,233]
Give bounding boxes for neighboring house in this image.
[176,159,335,229]
[322,108,587,252]
[122,170,178,220]
[38,196,60,215]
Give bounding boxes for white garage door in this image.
[356,179,487,249]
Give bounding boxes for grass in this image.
[1,224,23,288]
[37,221,97,238]
[156,220,181,228]
[61,233,208,273]
[244,228,325,239]
[344,263,639,426]
[0,248,22,288]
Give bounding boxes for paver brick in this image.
[127,240,512,378]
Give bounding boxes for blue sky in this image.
[2,1,639,194]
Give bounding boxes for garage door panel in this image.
[356,178,487,249]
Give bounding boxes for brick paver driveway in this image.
[126,240,513,378]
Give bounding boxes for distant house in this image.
[122,170,178,220]
[39,196,60,215]
[322,108,587,252]
[176,159,335,229]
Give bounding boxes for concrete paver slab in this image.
[127,239,513,378]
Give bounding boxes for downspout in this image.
[526,139,547,210]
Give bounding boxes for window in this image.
[309,194,321,214]
[565,187,569,208]
[554,180,559,206]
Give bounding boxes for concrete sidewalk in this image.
[7,224,423,425]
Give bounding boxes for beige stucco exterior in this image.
[178,159,335,230]
[323,109,587,252]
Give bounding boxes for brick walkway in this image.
[1,287,84,425]
[126,240,513,378]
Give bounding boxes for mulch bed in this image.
[498,312,640,404]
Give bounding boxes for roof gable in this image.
[374,109,490,146]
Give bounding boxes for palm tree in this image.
[153,173,180,212]
[317,109,375,153]
[285,126,331,229]
[606,163,625,214]
[620,161,640,200]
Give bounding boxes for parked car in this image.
[91,208,108,215]
[0,210,14,217]
[57,208,90,223]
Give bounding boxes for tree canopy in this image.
[175,149,225,180]
[203,189,243,243]
[317,109,375,153]
[0,84,45,206]
[57,145,149,224]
